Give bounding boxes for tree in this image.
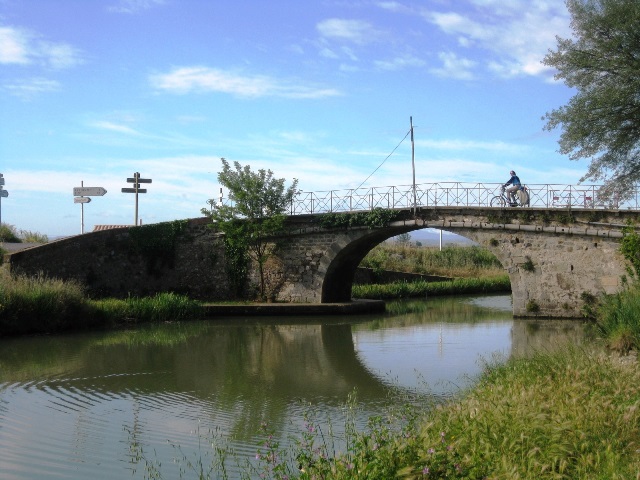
[202,158,299,300]
[543,0,640,198]
[395,232,412,246]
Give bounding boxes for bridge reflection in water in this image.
[0,295,588,479]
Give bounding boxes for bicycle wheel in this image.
[490,195,506,207]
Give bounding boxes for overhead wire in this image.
[354,128,411,190]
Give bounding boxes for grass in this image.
[595,283,640,352]
[0,268,203,336]
[353,276,511,299]
[360,243,505,279]
[0,270,91,335]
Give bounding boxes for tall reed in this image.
[0,269,203,335]
[595,283,640,352]
[0,271,91,335]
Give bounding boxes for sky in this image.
[0,0,583,237]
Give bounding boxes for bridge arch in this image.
[276,209,629,317]
[320,226,418,302]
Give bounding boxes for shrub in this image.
[0,223,21,242]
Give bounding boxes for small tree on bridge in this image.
[202,158,299,300]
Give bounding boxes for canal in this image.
[0,294,588,479]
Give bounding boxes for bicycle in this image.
[490,185,529,207]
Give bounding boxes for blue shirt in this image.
[505,175,521,187]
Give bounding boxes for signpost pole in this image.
[81,181,84,234]
[134,173,139,226]
[0,173,7,226]
[72,183,106,233]
[122,172,151,226]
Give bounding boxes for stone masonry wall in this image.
[7,217,233,301]
[459,228,626,317]
[5,208,634,317]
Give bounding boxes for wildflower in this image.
[422,466,430,475]
[428,448,435,455]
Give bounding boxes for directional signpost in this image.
[0,173,7,225]
[73,186,107,197]
[122,172,151,226]
[73,181,107,234]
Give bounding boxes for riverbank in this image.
[283,345,640,479]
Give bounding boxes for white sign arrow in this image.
[74,197,91,203]
[73,186,107,196]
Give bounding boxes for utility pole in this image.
[410,116,417,214]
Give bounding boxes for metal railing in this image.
[289,183,638,215]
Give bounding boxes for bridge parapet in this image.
[289,182,636,214]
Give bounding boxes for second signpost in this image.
[122,172,152,226]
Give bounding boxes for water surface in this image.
[0,294,587,479]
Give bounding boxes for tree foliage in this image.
[543,0,640,198]
[202,158,299,300]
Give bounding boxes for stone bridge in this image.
[6,206,637,318]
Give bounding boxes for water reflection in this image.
[0,294,588,479]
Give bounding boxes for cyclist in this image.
[503,170,522,205]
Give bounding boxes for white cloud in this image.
[316,18,382,45]
[430,52,476,80]
[376,1,408,13]
[150,66,341,99]
[417,138,528,154]
[423,0,570,79]
[2,77,60,98]
[108,0,166,14]
[0,26,31,64]
[374,54,425,71]
[90,121,143,136]
[0,25,82,68]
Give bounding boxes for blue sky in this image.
[1,0,581,236]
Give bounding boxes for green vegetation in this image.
[0,270,202,336]
[0,223,21,242]
[354,243,508,299]
[522,256,535,272]
[20,230,49,243]
[595,283,640,353]
[0,271,91,335]
[353,276,510,300]
[543,0,640,200]
[129,220,189,275]
[359,243,504,279]
[201,158,299,300]
[318,208,400,229]
[0,223,48,243]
